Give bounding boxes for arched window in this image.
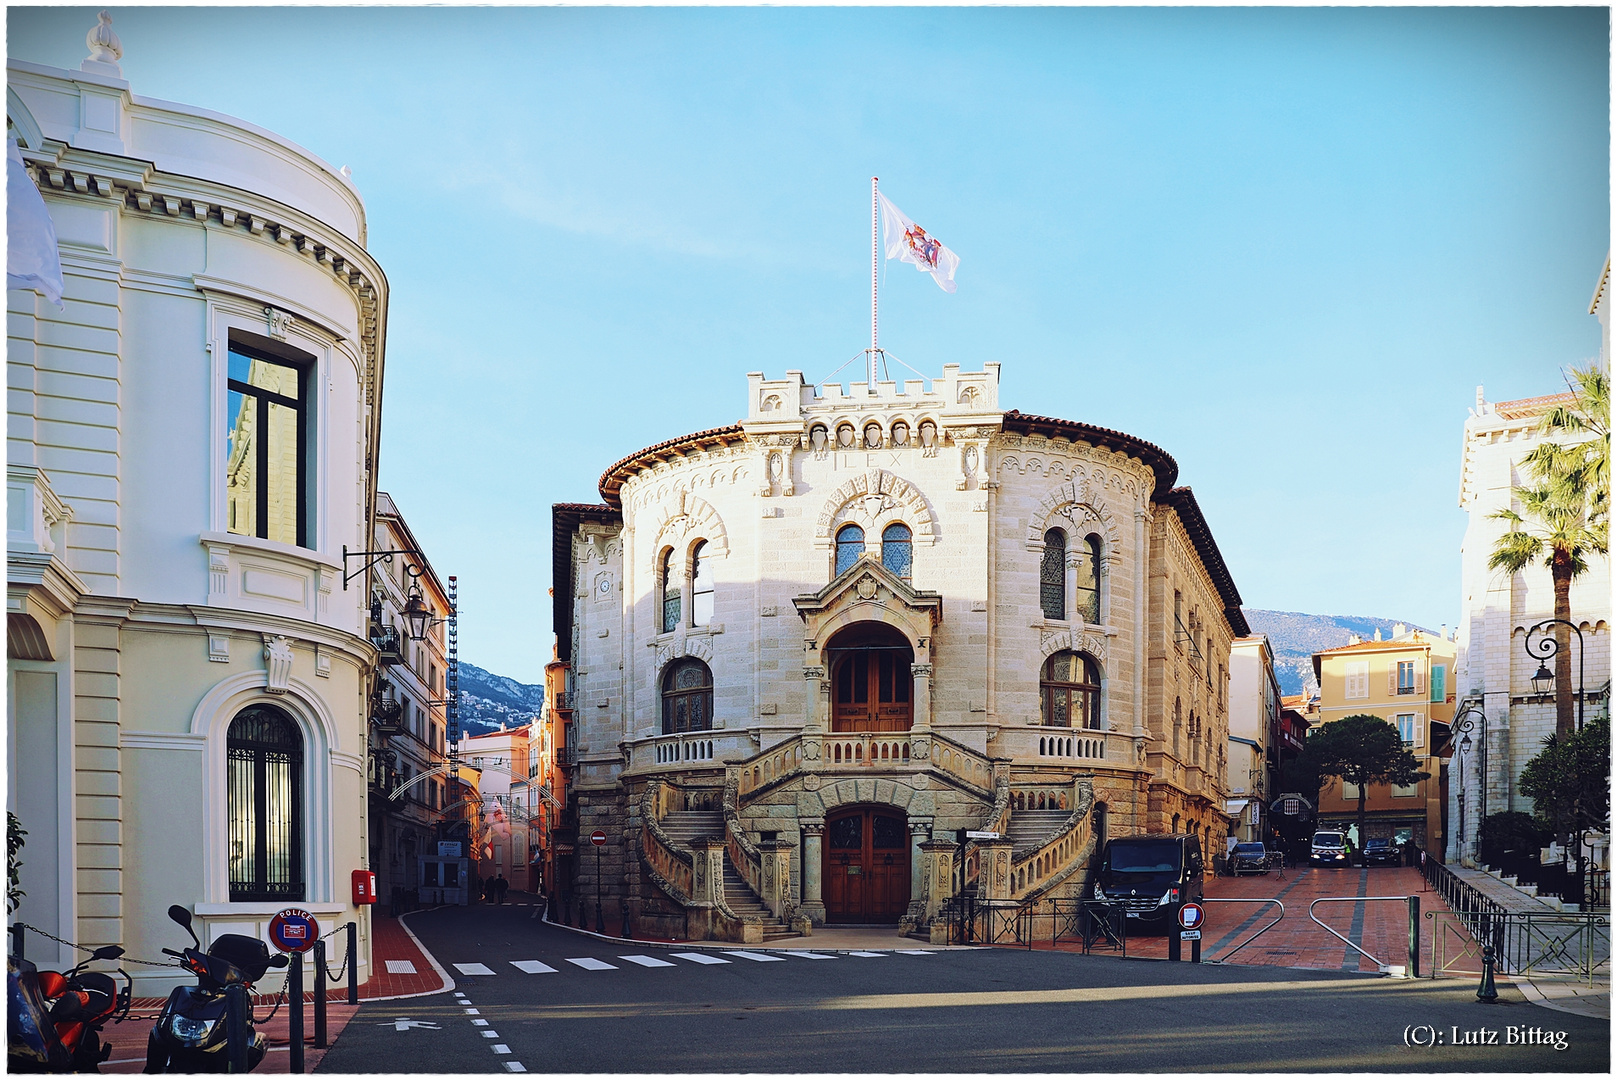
[662,659,713,734]
[835,524,865,576]
[659,549,680,633]
[881,523,912,581]
[690,541,713,627]
[1040,651,1101,730]
[228,704,304,901]
[1075,535,1102,625]
[1173,696,1183,757]
[1040,529,1065,621]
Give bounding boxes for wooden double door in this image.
[824,807,910,924]
[829,624,913,732]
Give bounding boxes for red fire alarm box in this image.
[351,869,377,905]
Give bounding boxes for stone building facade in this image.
[7,25,386,992]
[552,364,1247,941]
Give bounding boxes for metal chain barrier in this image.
[318,921,352,982]
[12,921,180,969]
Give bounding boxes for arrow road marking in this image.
[380,1018,442,1031]
[670,952,730,965]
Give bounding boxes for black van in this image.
[1093,834,1205,921]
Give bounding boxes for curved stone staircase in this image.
[1006,810,1073,858]
[658,809,797,939]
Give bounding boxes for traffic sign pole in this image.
[591,830,607,934]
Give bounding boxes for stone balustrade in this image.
[638,780,696,902]
[991,724,1123,765]
[624,731,753,775]
[1009,777,1095,901]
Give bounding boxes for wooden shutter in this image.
[1414,667,1425,696]
[1387,664,1398,695]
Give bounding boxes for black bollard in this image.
[224,983,249,1073]
[313,940,328,1049]
[347,922,358,1005]
[579,897,587,929]
[289,951,304,1073]
[622,900,632,940]
[1407,896,1420,979]
[1168,904,1182,962]
[1476,944,1499,1003]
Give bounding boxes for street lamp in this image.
[1524,619,1586,731]
[402,584,433,641]
[1450,701,1488,865]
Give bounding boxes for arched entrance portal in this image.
[827,622,913,732]
[824,806,910,924]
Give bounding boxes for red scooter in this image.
[7,944,132,1072]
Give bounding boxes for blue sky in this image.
[9,6,1610,683]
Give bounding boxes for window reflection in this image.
[225,347,306,547]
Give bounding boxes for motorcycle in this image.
[144,905,288,1073]
[8,943,133,1072]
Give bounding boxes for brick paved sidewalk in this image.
[1020,866,1452,975]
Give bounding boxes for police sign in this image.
[268,908,320,954]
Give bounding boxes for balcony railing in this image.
[371,625,404,665]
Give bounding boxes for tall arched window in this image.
[659,549,680,633]
[1173,696,1183,757]
[1075,535,1102,625]
[690,541,714,627]
[1040,529,1065,620]
[662,659,713,734]
[228,704,304,901]
[881,523,912,582]
[835,524,865,576]
[1040,651,1101,730]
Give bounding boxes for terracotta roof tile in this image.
[1494,392,1575,420]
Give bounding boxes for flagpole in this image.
[870,176,879,389]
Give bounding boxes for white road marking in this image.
[670,952,730,965]
[618,954,676,968]
[565,957,618,971]
[453,963,497,976]
[784,952,837,959]
[492,1045,511,1054]
[384,959,417,974]
[472,1019,489,1027]
[510,960,558,974]
[482,1031,499,1038]
[463,1008,481,1015]
[846,951,887,957]
[896,950,934,955]
[504,1064,527,1073]
[725,951,786,962]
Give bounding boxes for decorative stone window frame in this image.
[202,289,357,557]
[189,670,344,906]
[814,469,939,551]
[1035,629,1111,731]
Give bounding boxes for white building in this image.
[1449,259,1611,865]
[1226,635,1281,843]
[7,20,388,993]
[555,363,1248,942]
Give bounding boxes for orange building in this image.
[1311,626,1456,852]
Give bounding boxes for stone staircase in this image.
[660,810,724,845]
[657,809,797,938]
[1005,809,1072,858]
[721,854,798,940]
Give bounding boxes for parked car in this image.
[1361,837,1401,867]
[1093,834,1205,923]
[1310,830,1350,867]
[1228,842,1271,875]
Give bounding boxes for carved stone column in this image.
[756,839,796,921]
[803,665,825,733]
[908,820,932,903]
[691,839,726,906]
[911,662,933,733]
[919,838,957,923]
[978,839,1014,901]
[798,823,826,924]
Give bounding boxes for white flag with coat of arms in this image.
[878,191,960,294]
[7,139,64,307]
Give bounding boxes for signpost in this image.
[591,830,607,934]
[269,908,319,1074]
[1177,902,1205,963]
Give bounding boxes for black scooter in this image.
[8,944,132,1072]
[144,905,288,1073]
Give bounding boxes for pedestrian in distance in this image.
[495,874,509,904]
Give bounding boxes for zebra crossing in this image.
[442,948,935,978]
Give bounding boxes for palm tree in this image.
[1523,362,1609,523]
[1489,479,1607,737]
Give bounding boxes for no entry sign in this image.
[268,908,320,954]
[1177,902,1205,930]
[590,830,607,847]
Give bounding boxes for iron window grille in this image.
[228,704,305,902]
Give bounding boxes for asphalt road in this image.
[315,905,1608,1074]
